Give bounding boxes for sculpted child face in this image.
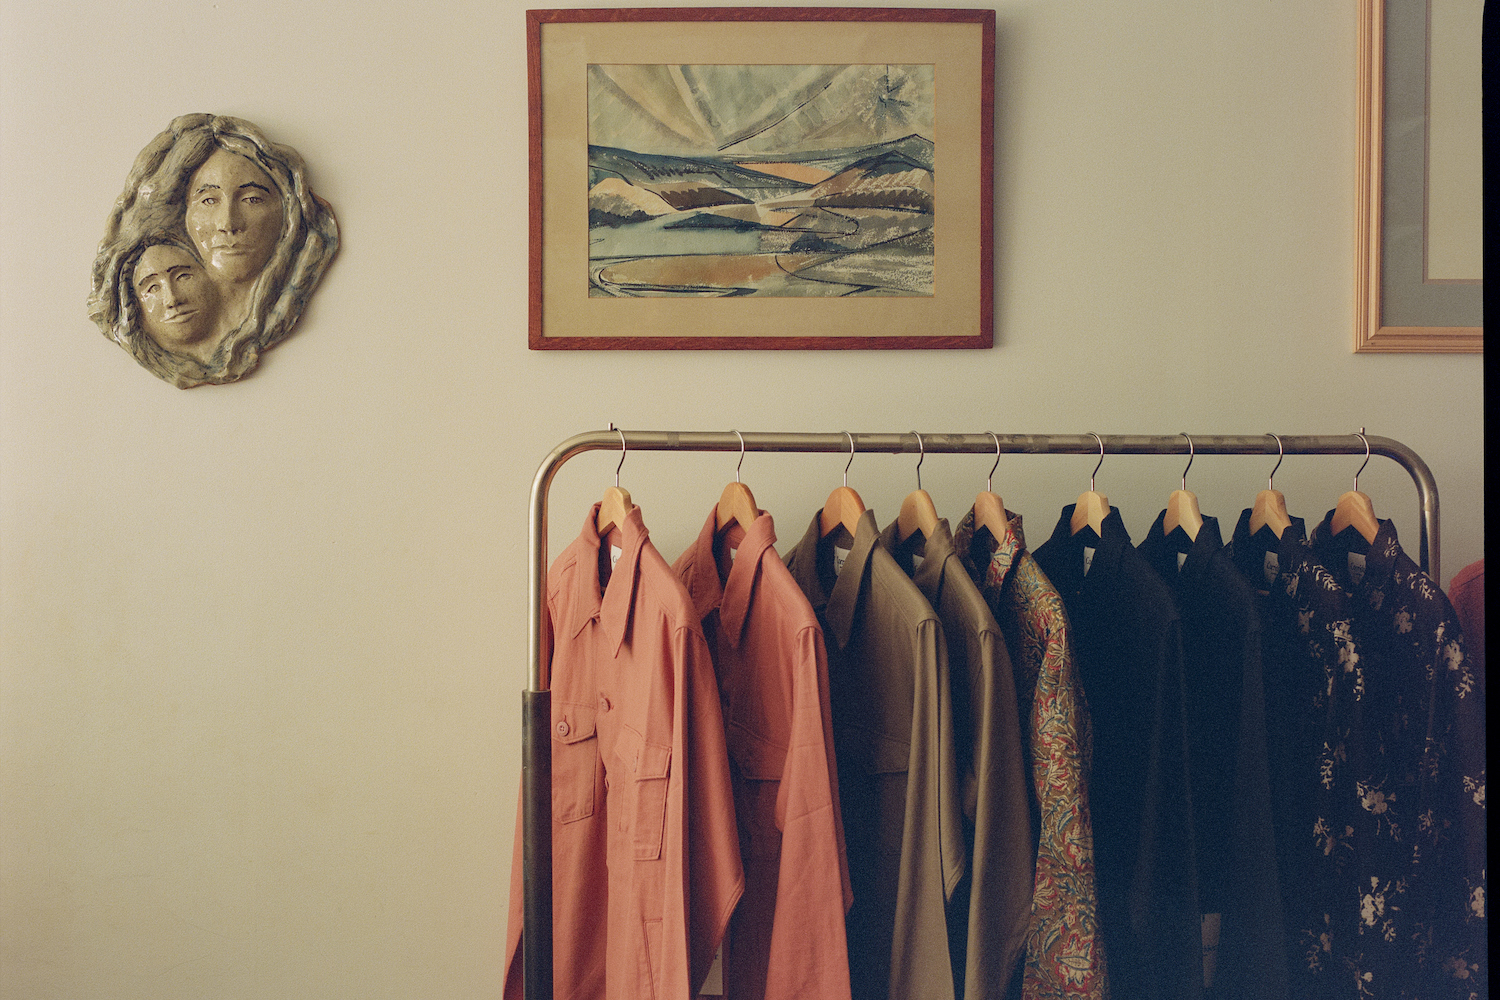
[134,245,220,351]
[185,149,284,284]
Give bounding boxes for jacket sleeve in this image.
[889,615,965,1000]
[668,623,744,995]
[961,626,1033,999]
[764,623,853,1000]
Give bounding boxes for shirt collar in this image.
[1275,519,1312,590]
[951,509,980,571]
[1310,509,1400,595]
[1228,508,1307,590]
[1045,503,1131,583]
[681,509,729,623]
[1229,507,1307,547]
[1141,510,1224,584]
[985,513,1024,593]
[786,513,829,613]
[877,516,958,606]
[568,502,648,657]
[952,507,1025,593]
[722,513,776,644]
[681,508,776,647]
[824,509,880,650]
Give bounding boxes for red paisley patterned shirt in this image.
[954,510,1109,1000]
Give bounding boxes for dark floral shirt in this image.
[953,510,1108,1000]
[1270,517,1485,998]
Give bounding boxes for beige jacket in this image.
[879,517,1033,1000]
[785,508,965,1000]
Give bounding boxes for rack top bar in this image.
[536,429,1424,458]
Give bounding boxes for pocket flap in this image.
[726,722,787,781]
[837,724,909,775]
[614,724,671,779]
[552,703,596,745]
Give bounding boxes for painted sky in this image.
[588,64,934,158]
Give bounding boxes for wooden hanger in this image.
[1330,431,1378,543]
[1071,491,1110,535]
[1161,433,1203,541]
[1250,489,1292,537]
[1070,433,1111,535]
[1332,490,1378,543]
[820,432,867,539]
[821,486,866,538]
[597,485,633,536]
[595,427,636,535]
[715,431,760,532]
[897,432,940,543]
[1164,490,1203,540]
[1248,434,1292,537]
[973,432,1010,542]
[897,491,939,543]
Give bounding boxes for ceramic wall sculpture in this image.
[87,115,339,388]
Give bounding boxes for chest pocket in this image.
[613,724,672,861]
[726,722,787,781]
[552,702,598,824]
[837,723,909,775]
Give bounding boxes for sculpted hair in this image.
[87,114,338,387]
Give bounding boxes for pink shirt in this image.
[505,504,744,999]
[673,509,852,1000]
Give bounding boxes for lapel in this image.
[824,510,880,651]
[591,504,648,657]
[718,513,776,647]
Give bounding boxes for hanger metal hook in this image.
[733,430,745,484]
[911,431,925,492]
[1179,432,1194,490]
[1353,427,1370,492]
[987,432,1000,492]
[1267,433,1284,490]
[612,425,627,487]
[842,431,855,487]
[1088,433,1104,491]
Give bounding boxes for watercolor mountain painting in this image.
[587,64,935,298]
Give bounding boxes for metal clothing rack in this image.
[520,430,1439,999]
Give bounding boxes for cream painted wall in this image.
[0,1,1482,997]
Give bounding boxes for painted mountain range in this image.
[587,135,936,298]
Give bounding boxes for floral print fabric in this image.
[1269,519,1485,999]
[954,511,1108,1000]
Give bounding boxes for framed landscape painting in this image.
[527,7,995,349]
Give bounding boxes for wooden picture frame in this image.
[527,7,995,349]
[1355,0,1482,352]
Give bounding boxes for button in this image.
[599,695,612,711]
[556,720,570,737]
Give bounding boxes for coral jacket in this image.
[504,504,743,1000]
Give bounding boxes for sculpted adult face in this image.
[134,245,220,351]
[185,149,284,284]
